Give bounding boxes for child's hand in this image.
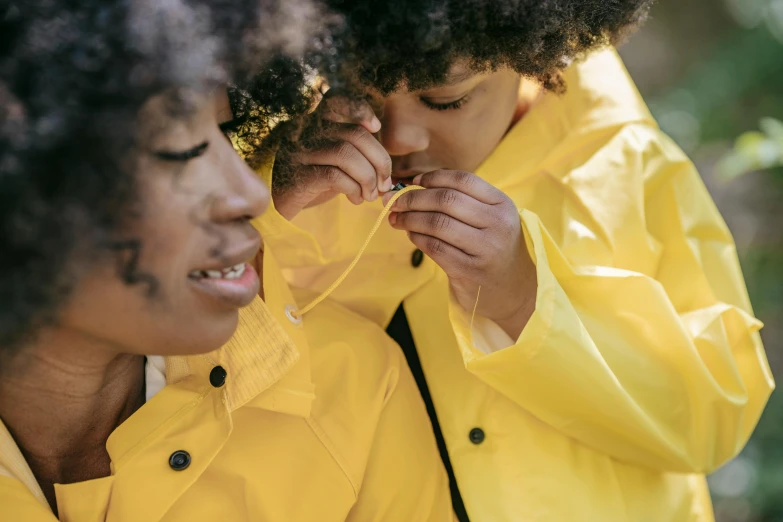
[273,94,393,220]
[383,170,537,338]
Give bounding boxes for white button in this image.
[284,304,303,325]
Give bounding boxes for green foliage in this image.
[718,118,783,179]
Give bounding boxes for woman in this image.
[0,1,451,520]
[255,0,774,520]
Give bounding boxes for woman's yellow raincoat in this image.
[0,251,452,521]
[259,48,775,521]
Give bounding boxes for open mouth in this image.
[187,261,259,309]
[188,263,247,281]
[186,232,262,309]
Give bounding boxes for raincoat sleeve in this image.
[347,349,454,522]
[450,124,774,474]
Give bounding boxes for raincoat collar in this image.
[477,48,656,191]
[165,247,312,416]
[0,247,313,517]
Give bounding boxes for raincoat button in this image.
[209,366,227,388]
[411,249,424,267]
[469,428,485,445]
[169,450,191,471]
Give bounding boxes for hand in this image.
[383,170,537,339]
[272,94,392,221]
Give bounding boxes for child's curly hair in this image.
[0,0,324,354]
[324,0,654,94]
[252,0,654,194]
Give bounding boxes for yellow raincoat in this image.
[0,251,452,521]
[260,48,774,521]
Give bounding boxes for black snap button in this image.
[169,450,191,471]
[209,366,227,388]
[411,249,424,268]
[469,427,485,445]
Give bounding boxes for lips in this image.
[187,233,262,309]
[188,262,260,308]
[188,262,247,281]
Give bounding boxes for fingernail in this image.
[369,116,381,133]
[412,173,424,186]
[389,212,397,225]
[382,192,393,205]
[382,176,393,192]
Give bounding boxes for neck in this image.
[0,328,145,513]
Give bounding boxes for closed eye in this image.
[153,142,209,162]
[419,93,470,111]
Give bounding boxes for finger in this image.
[272,164,363,220]
[297,165,364,205]
[406,231,475,277]
[384,187,490,228]
[413,170,504,205]
[328,125,392,193]
[302,140,378,201]
[391,210,483,255]
[319,95,381,133]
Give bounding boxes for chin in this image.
[167,313,240,356]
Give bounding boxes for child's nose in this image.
[380,111,430,156]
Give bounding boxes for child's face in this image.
[374,64,522,182]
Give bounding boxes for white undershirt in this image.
[145,355,167,402]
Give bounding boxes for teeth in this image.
[191,263,246,280]
[225,264,246,280]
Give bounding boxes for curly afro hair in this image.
[0,0,324,355]
[323,0,655,94]
[245,0,654,194]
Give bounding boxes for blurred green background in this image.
[619,1,783,520]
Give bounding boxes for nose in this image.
[380,102,430,157]
[210,139,269,224]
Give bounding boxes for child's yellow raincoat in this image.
[260,49,775,521]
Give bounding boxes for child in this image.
[257,0,775,521]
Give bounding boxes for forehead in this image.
[137,89,217,137]
[384,61,482,96]
[441,62,481,86]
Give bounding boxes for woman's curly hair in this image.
[322,0,655,94]
[0,0,324,354]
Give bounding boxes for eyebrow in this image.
[442,69,477,86]
[417,69,479,94]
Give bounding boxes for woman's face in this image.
[375,65,522,182]
[58,89,269,356]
